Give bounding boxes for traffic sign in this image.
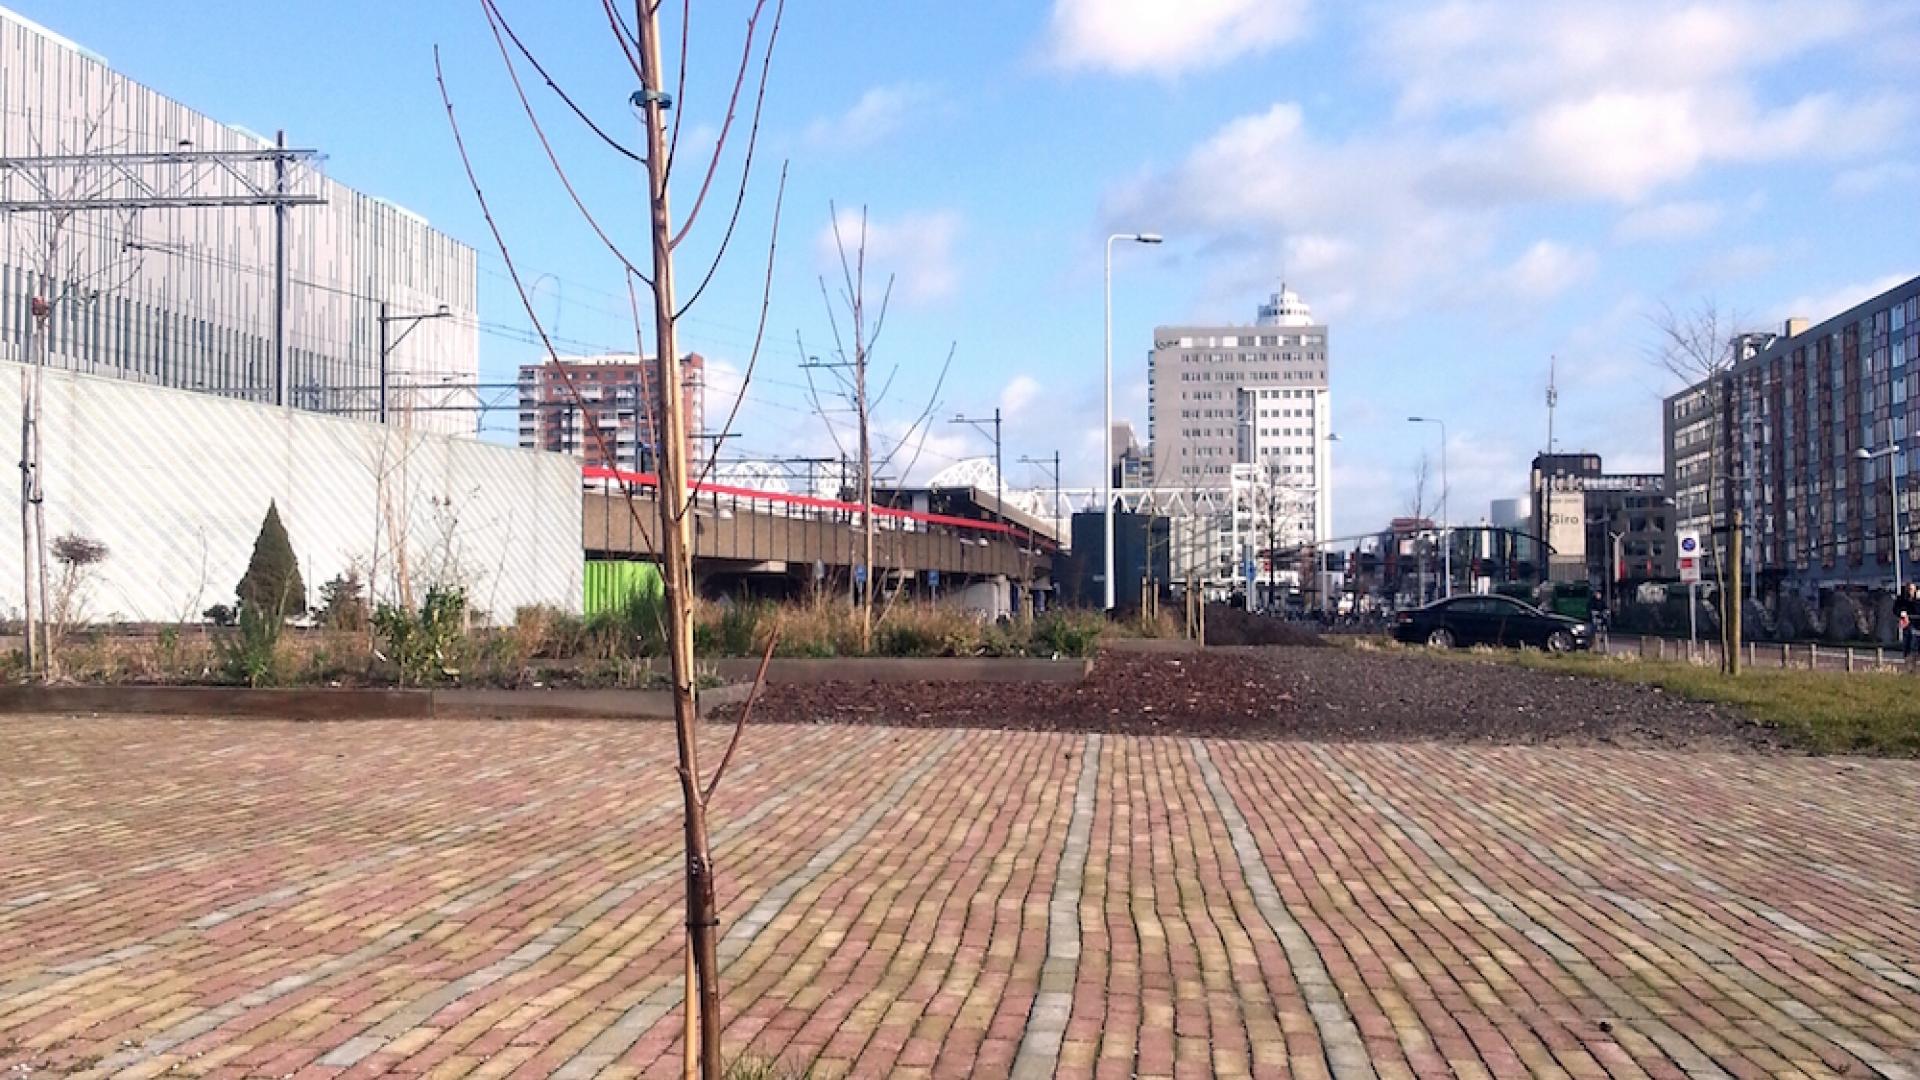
[1677,529,1701,585]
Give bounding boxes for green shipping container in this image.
[584,560,664,616]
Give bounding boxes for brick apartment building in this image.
[517,354,706,474]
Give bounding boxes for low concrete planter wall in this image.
[433,684,753,720]
[0,686,434,721]
[0,684,754,722]
[0,658,1086,721]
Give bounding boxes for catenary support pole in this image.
[377,301,389,424]
[273,130,289,410]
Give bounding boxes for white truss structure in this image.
[0,148,326,212]
[1041,467,1325,595]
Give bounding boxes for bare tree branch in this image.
[665,0,690,177]
[814,276,854,375]
[481,0,643,162]
[434,45,650,555]
[674,0,784,306]
[480,0,653,285]
[797,331,851,462]
[671,0,781,249]
[1650,298,1748,671]
[873,344,955,482]
[689,161,786,497]
[868,362,901,415]
[702,621,778,802]
[600,0,648,87]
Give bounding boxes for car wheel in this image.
[1545,630,1575,653]
[1426,627,1455,649]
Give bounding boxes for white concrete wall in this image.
[0,360,581,624]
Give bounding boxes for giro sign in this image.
[1677,529,1702,585]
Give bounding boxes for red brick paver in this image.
[1,718,1916,1078]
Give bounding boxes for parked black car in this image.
[1391,595,1592,652]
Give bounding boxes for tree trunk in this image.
[858,362,873,653]
[632,6,721,1076]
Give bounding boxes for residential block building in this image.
[1663,273,1920,591]
[516,354,705,474]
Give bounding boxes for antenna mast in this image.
[1546,355,1558,454]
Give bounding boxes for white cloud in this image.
[1106,102,1495,314]
[695,358,743,441]
[1376,2,1911,204]
[1614,200,1724,242]
[877,421,973,485]
[1501,241,1595,300]
[1777,272,1919,327]
[1428,89,1907,205]
[1678,243,1777,291]
[1379,0,1877,116]
[803,84,931,151]
[1443,430,1535,519]
[1046,0,1310,76]
[1104,1,1910,318]
[1834,160,1920,196]
[814,208,962,305]
[999,374,1042,416]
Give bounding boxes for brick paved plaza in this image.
[2,717,1917,1078]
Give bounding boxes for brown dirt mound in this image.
[1201,605,1327,647]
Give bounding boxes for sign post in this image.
[1677,529,1701,654]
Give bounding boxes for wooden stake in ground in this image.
[631,7,721,1075]
[18,366,35,676]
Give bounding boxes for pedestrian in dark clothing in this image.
[1898,584,1920,665]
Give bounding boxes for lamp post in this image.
[1408,416,1450,598]
[1104,231,1163,610]
[1311,431,1342,612]
[1858,443,1906,595]
[376,302,452,423]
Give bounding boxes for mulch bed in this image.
[1202,605,1329,648]
[724,646,1790,751]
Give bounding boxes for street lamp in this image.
[1408,416,1450,598]
[1104,231,1163,610]
[376,302,452,423]
[1858,443,1906,595]
[1312,431,1341,612]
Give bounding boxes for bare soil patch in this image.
[1201,605,1328,648]
[729,645,1789,751]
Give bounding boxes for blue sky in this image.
[23,0,1920,537]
